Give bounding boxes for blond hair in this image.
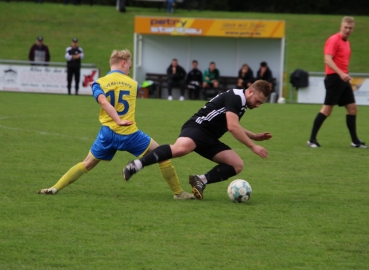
[109,49,132,66]
[250,80,271,97]
[342,16,354,24]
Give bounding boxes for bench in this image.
[144,73,239,100]
[144,73,277,101]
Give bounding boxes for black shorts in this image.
[179,125,231,161]
[324,74,355,106]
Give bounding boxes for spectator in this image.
[65,38,84,95]
[166,0,175,13]
[186,60,203,100]
[28,36,50,66]
[256,61,275,93]
[202,61,220,99]
[203,61,220,89]
[237,64,254,89]
[166,58,187,101]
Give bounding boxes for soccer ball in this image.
[227,179,252,203]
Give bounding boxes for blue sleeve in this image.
[91,82,104,102]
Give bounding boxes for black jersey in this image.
[186,68,203,84]
[65,46,84,68]
[183,89,247,139]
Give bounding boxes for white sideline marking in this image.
[0,115,91,141]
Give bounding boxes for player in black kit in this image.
[65,38,84,95]
[123,80,272,200]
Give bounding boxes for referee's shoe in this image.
[189,175,206,200]
[351,140,368,149]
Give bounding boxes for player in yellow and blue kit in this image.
[37,49,194,200]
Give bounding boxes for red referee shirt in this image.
[324,33,351,75]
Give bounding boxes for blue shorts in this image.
[90,126,152,161]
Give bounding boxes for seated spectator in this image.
[202,61,220,95]
[237,64,254,89]
[28,36,50,66]
[256,61,275,92]
[166,58,187,101]
[186,60,203,100]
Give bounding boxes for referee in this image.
[307,16,367,149]
[65,38,84,95]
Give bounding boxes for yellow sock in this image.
[52,162,87,191]
[159,160,183,195]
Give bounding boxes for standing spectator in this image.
[28,36,50,66]
[237,64,254,89]
[65,38,84,95]
[166,58,187,101]
[256,61,274,92]
[186,60,203,100]
[307,16,367,149]
[166,0,175,13]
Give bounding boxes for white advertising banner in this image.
[0,64,99,95]
[297,76,369,106]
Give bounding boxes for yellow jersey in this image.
[92,70,138,135]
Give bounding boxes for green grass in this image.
[0,91,368,269]
[1,3,369,75]
[0,4,369,269]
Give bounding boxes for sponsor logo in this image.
[150,19,187,27]
[83,70,97,87]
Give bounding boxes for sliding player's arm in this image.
[243,128,272,141]
[226,111,268,158]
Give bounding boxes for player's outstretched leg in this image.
[36,162,88,195]
[159,160,195,200]
[189,175,206,200]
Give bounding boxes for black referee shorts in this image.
[324,74,355,106]
[179,126,231,161]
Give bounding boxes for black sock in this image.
[346,114,360,143]
[139,145,172,167]
[309,112,327,141]
[205,164,237,184]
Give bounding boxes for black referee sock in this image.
[346,114,360,144]
[205,164,237,184]
[140,144,173,167]
[309,112,327,141]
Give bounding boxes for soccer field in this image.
[0,92,368,269]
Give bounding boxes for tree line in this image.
[19,0,369,15]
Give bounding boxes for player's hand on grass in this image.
[117,120,133,126]
[254,132,272,141]
[251,145,268,158]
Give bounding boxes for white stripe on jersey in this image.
[232,89,246,106]
[195,107,227,124]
